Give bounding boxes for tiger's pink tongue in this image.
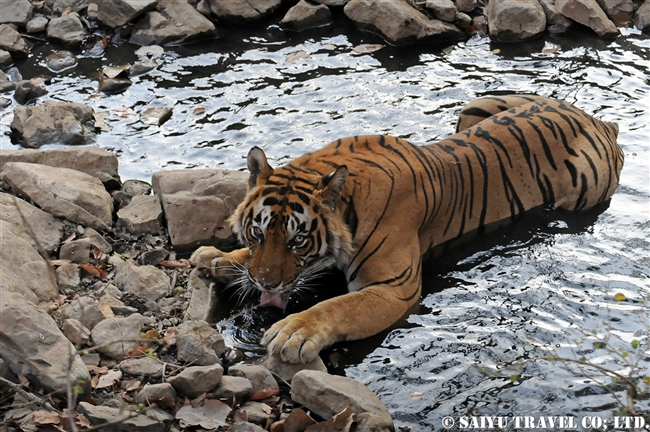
[259,292,287,309]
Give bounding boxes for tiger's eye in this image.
[250,226,264,241]
[290,234,307,248]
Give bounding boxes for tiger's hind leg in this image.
[189,246,250,283]
[456,94,546,132]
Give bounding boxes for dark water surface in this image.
[2,20,649,431]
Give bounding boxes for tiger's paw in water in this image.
[261,312,333,364]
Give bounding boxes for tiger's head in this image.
[229,146,353,308]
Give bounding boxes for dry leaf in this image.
[251,387,280,401]
[32,410,61,425]
[305,407,354,432]
[18,374,30,387]
[286,50,309,63]
[352,44,384,55]
[160,259,191,269]
[95,370,122,390]
[76,413,92,429]
[176,399,231,429]
[143,329,161,341]
[62,233,76,244]
[124,379,141,392]
[284,408,317,432]
[164,327,176,346]
[79,263,107,280]
[145,395,175,410]
[127,346,149,358]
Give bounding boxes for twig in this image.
[0,377,60,413]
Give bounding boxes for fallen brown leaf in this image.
[163,327,176,346]
[305,407,354,432]
[32,410,60,425]
[284,408,317,432]
[251,387,280,401]
[352,44,384,55]
[160,259,191,269]
[79,263,107,280]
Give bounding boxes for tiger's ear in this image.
[316,165,348,210]
[247,146,273,189]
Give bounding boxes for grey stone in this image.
[152,169,248,250]
[312,0,348,5]
[81,353,101,366]
[121,179,152,196]
[556,0,619,37]
[62,318,91,346]
[91,313,144,360]
[235,402,273,426]
[1,162,113,231]
[596,0,634,24]
[119,356,164,377]
[138,248,169,266]
[0,70,14,92]
[0,49,12,68]
[207,0,282,24]
[228,422,267,432]
[87,2,98,19]
[62,296,105,330]
[52,0,92,13]
[97,0,158,28]
[83,227,113,253]
[184,268,216,322]
[426,0,457,22]
[98,76,132,94]
[0,291,91,395]
[228,364,277,394]
[0,0,33,26]
[0,24,29,56]
[77,401,162,431]
[213,375,253,403]
[56,263,81,291]
[176,320,226,366]
[130,59,158,76]
[0,358,17,382]
[116,194,163,236]
[99,295,139,316]
[280,0,333,31]
[486,0,546,42]
[109,255,169,302]
[538,0,574,34]
[60,238,94,263]
[636,0,650,32]
[45,50,77,72]
[263,353,327,382]
[167,364,224,398]
[26,16,49,33]
[343,0,464,45]
[136,383,176,403]
[14,79,48,104]
[46,12,86,46]
[455,0,477,13]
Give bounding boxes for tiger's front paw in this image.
[261,312,333,364]
[189,246,230,281]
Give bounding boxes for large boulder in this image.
[207,0,283,24]
[97,0,158,28]
[0,24,29,57]
[0,0,33,26]
[152,169,248,250]
[343,0,464,45]
[485,0,546,42]
[0,291,91,395]
[556,0,619,37]
[46,12,87,46]
[10,101,96,148]
[1,162,114,231]
[596,0,634,24]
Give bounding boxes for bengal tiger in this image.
[191,95,624,364]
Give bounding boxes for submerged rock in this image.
[45,50,77,72]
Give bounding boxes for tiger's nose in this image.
[260,281,280,291]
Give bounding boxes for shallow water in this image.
[2,19,649,431]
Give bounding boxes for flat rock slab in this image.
[168,364,224,398]
[109,255,169,302]
[10,101,96,148]
[97,0,158,28]
[78,401,163,431]
[119,356,165,378]
[152,169,247,250]
[176,320,226,366]
[0,291,91,395]
[1,162,114,231]
[184,268,216,322]
[91,313,144,360]
[116,194,164,235]
[0,147,120,187]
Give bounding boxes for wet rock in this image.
[228,364,278,394]
[109,255,169,302]
[77,401,162,431]
[136,382,176,403]
[56,263,81,291]
[207,0,282,24]
[635,0,650,32]
[263,354,327,382]
[0,49,12,68]
[45,50,77,72]
[14,79,48,104]
[152,169,248,250]
[236,402,274,426]
[0,192,65,254]
[52,0,92,13]
[0,291,91,395]
[486,0,546,43]
[26,16,49,33]
[0,70,15,92]
[0,147,120,187]
[116,195,164,236]
[0,24,29,57]
[0,223,57,304]
[184,268,216,322]
[62,318,91,346]
[556,0,619,37]
[140,106,173,125]
[291,370,393,431]
[596,0,634,24]
[343,0,464,45]
[0,97,11,108]
[213,375,253,403]
[91,313,145,360]
[0,0,33,26]
[119,356,164,377]
[176,320,226,365]
[167,364,224,398]
[97,0,158,28]
[426,0,457,22]
[130,0,217,46]
[281,0,333,31]
[1,162,113,231]
[10,101,96,147]
[47,12,86,46]
[62,296,105,330]
[98,75,132,94]
[130,59,158,76]
[538,0,574,34]
[455,0,478,13]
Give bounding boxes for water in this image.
[1,18,649,431]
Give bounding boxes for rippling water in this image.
[2,19,649,431]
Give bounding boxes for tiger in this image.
[190,95,624,364]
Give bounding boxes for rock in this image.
[343,0,464,45]
[207,0,282,24]
[56,263,80,291]
[45,50,77,72]
[176,320,226,366]
[13,79,48,104]
[87,3,98,20]
[0,222,57,304]
[52,0,92,13]
[144,407,175,426]
[0,49,12,67]
[0,97,11,108]
[119,356,165,378]
[130,59,158,76]
[425,0,457,22]
[26,16,49,33]
[81,353,101,366]
[109,255,169,302]
[121,179,153,196]
[455,0,477,13]
[130,0,217,46]
[152,169,248,250]
[280,0,333,31]
[0,291,91,395]
[538,0,574,34]
[98,76,132,94]
[556,0,619,37]
[1,162,113,231]
[313,0,348,5]
[485,0,546,42]
[228,364,277,394]
[0,358,17,382]
[10,101,96,148]
[0,192,65,254]
[0,0,33,26]
[136,383,176,403]
[291,370,393,431]
[140,107,173,126]
[83,227,113,253]
[213,375,253,403]
[263,354,327,382]
[229,422,267,432]
[184,268,217,322]
[62,318,91,346]
[167,364,224,398]
[46,12,86,46]
[0,70,14,92]
[235,402,274,426]
[138,248,169,266]
[636,0,650,32]
[596,0,634,24]
[77,401,162,431]
[62,296,105,330]
[60,238,95,263]
[97,0,158,28]
[115,195,164,236]
[0,147,120,187]
[90,313,144,360]
[0,24,29,57]
[100,295,139,316]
